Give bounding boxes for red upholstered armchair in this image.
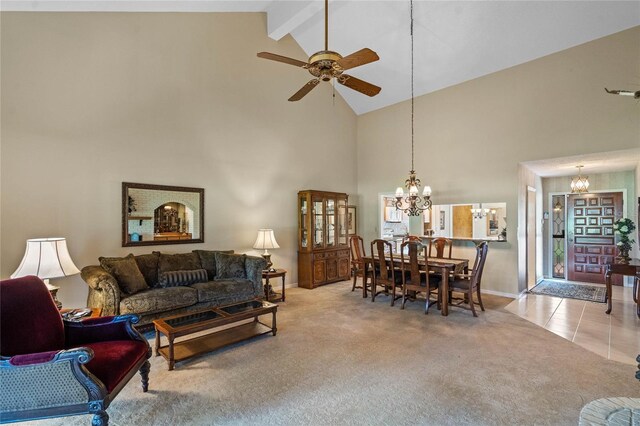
[0,276,151,425]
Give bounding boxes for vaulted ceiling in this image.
[4,0,639,115]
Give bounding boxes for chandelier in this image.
[395,0,432,217]
[471,205,496,220]
[570,165,589,194]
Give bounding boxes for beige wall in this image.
[0,12,358,307]
[357,26,640,295]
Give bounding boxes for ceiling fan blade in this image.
[338,75,381,97]
[257,52,308,68]
[335,48,379,71]
[288,79,320,102]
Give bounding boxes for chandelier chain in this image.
[410,0,414,172]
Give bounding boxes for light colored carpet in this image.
[22,282,640,425]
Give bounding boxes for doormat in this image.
[529,280,606,303]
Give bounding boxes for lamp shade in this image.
[11,238,80,280]
[253,229,280,250]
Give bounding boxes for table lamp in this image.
[253,229,280,271]
[11,237,81,309]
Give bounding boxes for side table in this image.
[263,269,287,303]
[60,307,102,319]
[604,258,640,318]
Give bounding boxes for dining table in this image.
[362,254,469,316]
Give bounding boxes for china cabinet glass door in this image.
[337,198,347,246]
[326,198,335,248]
[313,198,324,248]
[300,196,308,249]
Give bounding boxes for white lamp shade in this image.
[253,229,280,250]
[11,238,80,279]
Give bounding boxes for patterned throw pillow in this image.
[158,269,209,288]
[214,253,247,279]
[98,254,149,295]
[193,250,235,280]
[157,252,202,274]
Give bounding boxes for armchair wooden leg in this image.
[92,411,109,426]
[140,360,150,392]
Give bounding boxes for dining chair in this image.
[447,242,489,317]
[400,241,439,314]
[370,239,403,306]
[428,237,453,259]
[349,235,373,298]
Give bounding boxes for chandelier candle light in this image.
[395,0,432,217]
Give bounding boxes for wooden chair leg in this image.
[468,288,477,317]
[371,279,377,302]
[476,287,485,311]
[391,283,396,306]
[352,271,357,292]
[401,286,406,309]
[362,276,368,298]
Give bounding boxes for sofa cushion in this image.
[81,340,148,393]
[158,269,208,288]
[190,279,255,303]
[193,250,235,280]
[157,252,202,274]
[99,254,148,295]
[134,252,160,287]
[120,286,198,315]
[215,253,247,279]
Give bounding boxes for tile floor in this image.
[505,282,639,365]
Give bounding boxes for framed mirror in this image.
[122,182,204,247]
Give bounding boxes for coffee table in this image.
[153,299,277,370]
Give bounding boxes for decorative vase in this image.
[617,248,631,264]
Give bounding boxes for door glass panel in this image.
[337,199,347,245]
[300,197,308,249]
[326,199,335,247]
[313,199,324,248]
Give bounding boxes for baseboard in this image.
[481,289,520,299]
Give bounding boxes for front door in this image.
[567,192,623,285]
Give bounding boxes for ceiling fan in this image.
[604,88,640,99]
[257,0,381,102]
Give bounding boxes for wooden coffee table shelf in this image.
[153,300,277,370]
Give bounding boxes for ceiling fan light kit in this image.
[257,0,381,101]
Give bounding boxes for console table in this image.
[604,258,640,318]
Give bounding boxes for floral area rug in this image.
[529,280,606,303]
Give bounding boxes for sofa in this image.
[81,250,266,327]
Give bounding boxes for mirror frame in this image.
[122,182,205,247]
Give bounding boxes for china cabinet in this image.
[298,190,350,289]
